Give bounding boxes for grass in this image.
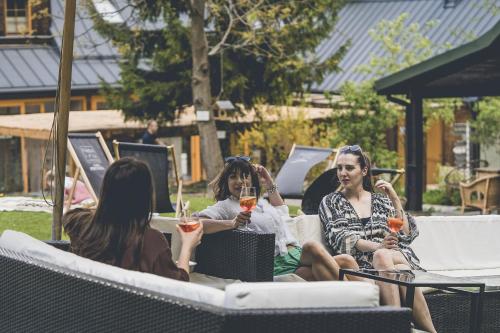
[0,195,300,240]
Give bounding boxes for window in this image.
[0,106,20,115]
[5,0,29,35]
[25,103,41,114]
[44,101,55,113]
[70,99,84,111]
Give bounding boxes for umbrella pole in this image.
[52,0,76,240]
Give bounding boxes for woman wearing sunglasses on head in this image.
[195,156,361,282]
[318,145,436,333]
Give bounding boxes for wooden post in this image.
[191,135,201,182]
[20,137,29,193]
[405,93,424,211]
[52,0,76,240]
[65,167,80,211]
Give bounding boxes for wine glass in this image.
[387,213,404,233]
[239,186,257,230]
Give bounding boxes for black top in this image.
[142,131,157,145]
[359,217,370,226]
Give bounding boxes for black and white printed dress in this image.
[319,191,421,269]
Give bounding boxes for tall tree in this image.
[88,0,347,180]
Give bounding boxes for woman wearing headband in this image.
[319,145,436,332]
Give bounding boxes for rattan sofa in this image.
[291,214,500,333]
[0,230,412,333]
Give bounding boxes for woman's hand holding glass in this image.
[232,211,251,229]
[177,219,204,250]
[378,233,399,250]
[239,186,256,230]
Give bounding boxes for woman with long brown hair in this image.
[319,145,436,332]
[64,157,202,281]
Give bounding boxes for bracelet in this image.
[267,182,278,194]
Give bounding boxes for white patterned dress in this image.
[318,192,421,269]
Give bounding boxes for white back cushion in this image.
[0,230,224,307]
[224,281,379,309]
[412,215,500,271]
[289,214,325,246]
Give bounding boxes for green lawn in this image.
[0,195,299,240]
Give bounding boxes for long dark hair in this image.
[338,146,373,192]
[72,157,153,268]
[211,159,260,201]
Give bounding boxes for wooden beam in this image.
[20,137,29,193]
[191,135,201,182]
[52,0,76,240]
[405,93,424,211]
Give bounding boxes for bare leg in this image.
[294,266,315,281]
[372,249,401,306]
[332,254,365,282]
[299,241,342,281]
[299,241,361,281]
[373,249,436,333]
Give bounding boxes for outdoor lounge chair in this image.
[66,132,114,208]
[275,144,336,199]
[113,141,184,216]
[460,175,500,214]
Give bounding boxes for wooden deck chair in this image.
[275,144,338,199]
[460,175,500,214]
[66,132,114,209]
[113,141,185,217]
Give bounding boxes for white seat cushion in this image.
[0,230,225,307]
[189,272,241,290]
[224,281,379,309]
[429,268,500,278]
[412,215,500,271]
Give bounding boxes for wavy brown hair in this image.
[71,157,153,268]
[211,159,260,201]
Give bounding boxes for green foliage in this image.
[236,106,335,175]
[330,13,464,167]
[471,97,500,147]
[88,0,348,121]
[331,81,399,167]
[423,188,461,206]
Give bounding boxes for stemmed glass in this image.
[239,186,257,230]
[387,213,404,233]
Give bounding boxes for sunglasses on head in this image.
[224,155,251,163]
[339,145,362,154]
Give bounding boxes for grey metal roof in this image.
[312,0,500,93]
[0,0,121,95]
[0,45,120,94]
[50,0,119,58]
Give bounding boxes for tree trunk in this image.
[190,0,224,181]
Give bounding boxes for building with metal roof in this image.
[374,19,500,210]
[0,0,120,100]
[313,0,500,93]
